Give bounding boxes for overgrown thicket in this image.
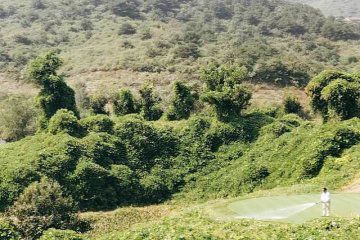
[182,115,360,200]
[0,51,360,238]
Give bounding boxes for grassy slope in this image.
[81,192,360,239]
[77,116,360,239]
[1,114,360,238]
[180,116,360,202]
[287,0,360,18]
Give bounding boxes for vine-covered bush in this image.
[7,178,88,239]
[306,70,360,120]
[48,109,81,136]
[39,228,86,240]
[0,219,20,240]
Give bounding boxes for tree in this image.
[200,64,252,121]
[306,70,360,120]
[166,81,195,120]
[7,178,86,240]
[27,51,78,130]
[139,84,163,121]
[113,89,138,116]
[321,80,360,120]
[0,96,37,141]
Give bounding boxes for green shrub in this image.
[38,136,82,185]
[81,132,127,167]
[89,95,108,115]
[166,81,195,121]
[140,166,174,203]
[114,117,178,172]
[0,219,20,240]
[69,159,117,210]
[7,178,86,240]
[138,84,163,121]
[118,23,137,35]
[113,89,138,116]
[0,96,37,142]
[27,51,78,129]
[252,59,310,87]
[48,109,81,136]
[79,115,114,134]
[200,64,252,121]
[201,85,252,121]
[40,229,86,240]
[321,79,360,120]
[306,70,360,120]
[284,95,303,115]
[110,164,138,202]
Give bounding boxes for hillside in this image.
[1,0,360,102]
[0,1,360,239]
[287,0,360,18]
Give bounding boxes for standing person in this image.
[320,187,331,217]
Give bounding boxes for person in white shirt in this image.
[320,187,331,216]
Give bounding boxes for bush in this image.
[113,89,138,116]
[0,96,37,141]
[166,81,195,121]
[115,117,178,172]
[81,132,127,167]
[140,166,174,203]
[37,136,82,185]
[284,95,303,115]
[79,115,114,134]
[7,178,86,240]
[321,80,360,120]
[69,159,117,210]
[252,59,310,87]
[110,164,138,201]
[200,64,251,121]
[48,109,81,136]
[27,51,78,128]
[138,84,163,121]
[0,219,20,240]
[89,94,108,115]
[306,70,360,120]
[201,85,252,121]
[118,23,137,35]
[39,229,86,240]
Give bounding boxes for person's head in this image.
[323,187,327,192]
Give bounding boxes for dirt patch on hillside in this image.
[342,177,360,193]
[0,73,37,98]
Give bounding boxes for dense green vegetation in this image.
[0,53,359,238]
[0,0,360,239]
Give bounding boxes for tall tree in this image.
[27,51,78,129]
[139,83,163,121]
[166,81,195,120]
[306,70,360,120]
[201,64,252,121]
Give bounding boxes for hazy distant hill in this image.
[287,0,360,18]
